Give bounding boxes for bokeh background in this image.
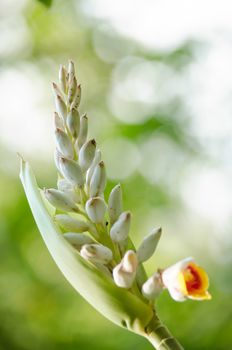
[1,0,232,349]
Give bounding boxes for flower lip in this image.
[162,257,211,302]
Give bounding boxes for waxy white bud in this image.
[89,161,106,197]
[137,227,162,263]
[59,157,84,188]
[64,233,93,249]
[55,214,89,233]
[59,65,67,94]
[142,272,163,300]
[110,211,131,243]
[67,108,80,139]
[79,139,96,172]
[108,184,122,225]
[68,60,75,84]
[76,114,88,150]
[54,148,62,173]
[86,149,101,188]
[80,244,113,265]
[113,250,137,289]
[85,197,107,223]
[52,82,63,98]
[71,84,81,110]
[54,112,65,131]
[55,128,74,159]
[54,94,67,122]
[57,179,80,203]
[68,76,77,104]
[44,188,79,213]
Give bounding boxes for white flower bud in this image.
[54,148,62,173]
[55,128,74,159]
[113,250,137,289]
[110,211,131,243]
[85,197,107,223]
[57,179,80,203]
[67,108,80,139]
[76,114,88,150]
[68,76,77,104]
[54,112,65,131]
[89,161,106,197]
[59,157,84,188]
[55,214,89,233]
[68,60,75,84]
[63,233,93,249]
[86,149,101,188]
[54,94,67,122]
[44,188,79,213]
[108,184,122,225]
[142,273,163,300]
[59,65,67,94]
[137,227,162,263]
[79,139,96,172]
[71,84,81,109]
[52,82,63,98]
[80,244,113,264]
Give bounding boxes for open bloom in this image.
[161,257,211,302]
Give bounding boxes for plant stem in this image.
[143,312,184,350]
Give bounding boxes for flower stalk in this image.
[20,60,211,350]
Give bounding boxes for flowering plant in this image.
[20,61,211,350]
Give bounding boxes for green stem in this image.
[143,313,184,350]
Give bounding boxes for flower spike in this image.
[20,61,211,350]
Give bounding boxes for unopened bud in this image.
[80,244,113,264]
[68,60,75,84]
[79,139,96,172]
[55,128,74,159]
[64,233,93,249]
[85,197,107,223]
[110,211,131,243]
[52,82,63,98]
[71,84,81,109]
[55,214,89,232]
[55,94,67,122]
[59,65,67,94]
[86,149,101,188]
[89,161,106,197]
[67,108,80,139]
[54,148,62,173]
[113,250,137,288]
[54,112,65,131]
[68,76,77,104]
[108,184,122,225]
[137,227,162,263]
[59,157,84,188]
[142,272,163,300]
[76,114,88,150]
[44,188,79,213]
[57,179,80,203]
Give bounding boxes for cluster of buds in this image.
[43,60,211,304]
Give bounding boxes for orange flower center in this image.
[183,265,201,293]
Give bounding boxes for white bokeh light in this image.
[0,66,53,158]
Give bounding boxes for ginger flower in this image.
[162,257,211,302]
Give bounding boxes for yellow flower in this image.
[162,257,211,302]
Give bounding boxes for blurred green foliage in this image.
[0,0,232,349]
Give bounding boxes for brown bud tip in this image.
[99,161,104,168]
[90,139,96,146]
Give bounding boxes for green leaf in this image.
[20,159,153,333]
